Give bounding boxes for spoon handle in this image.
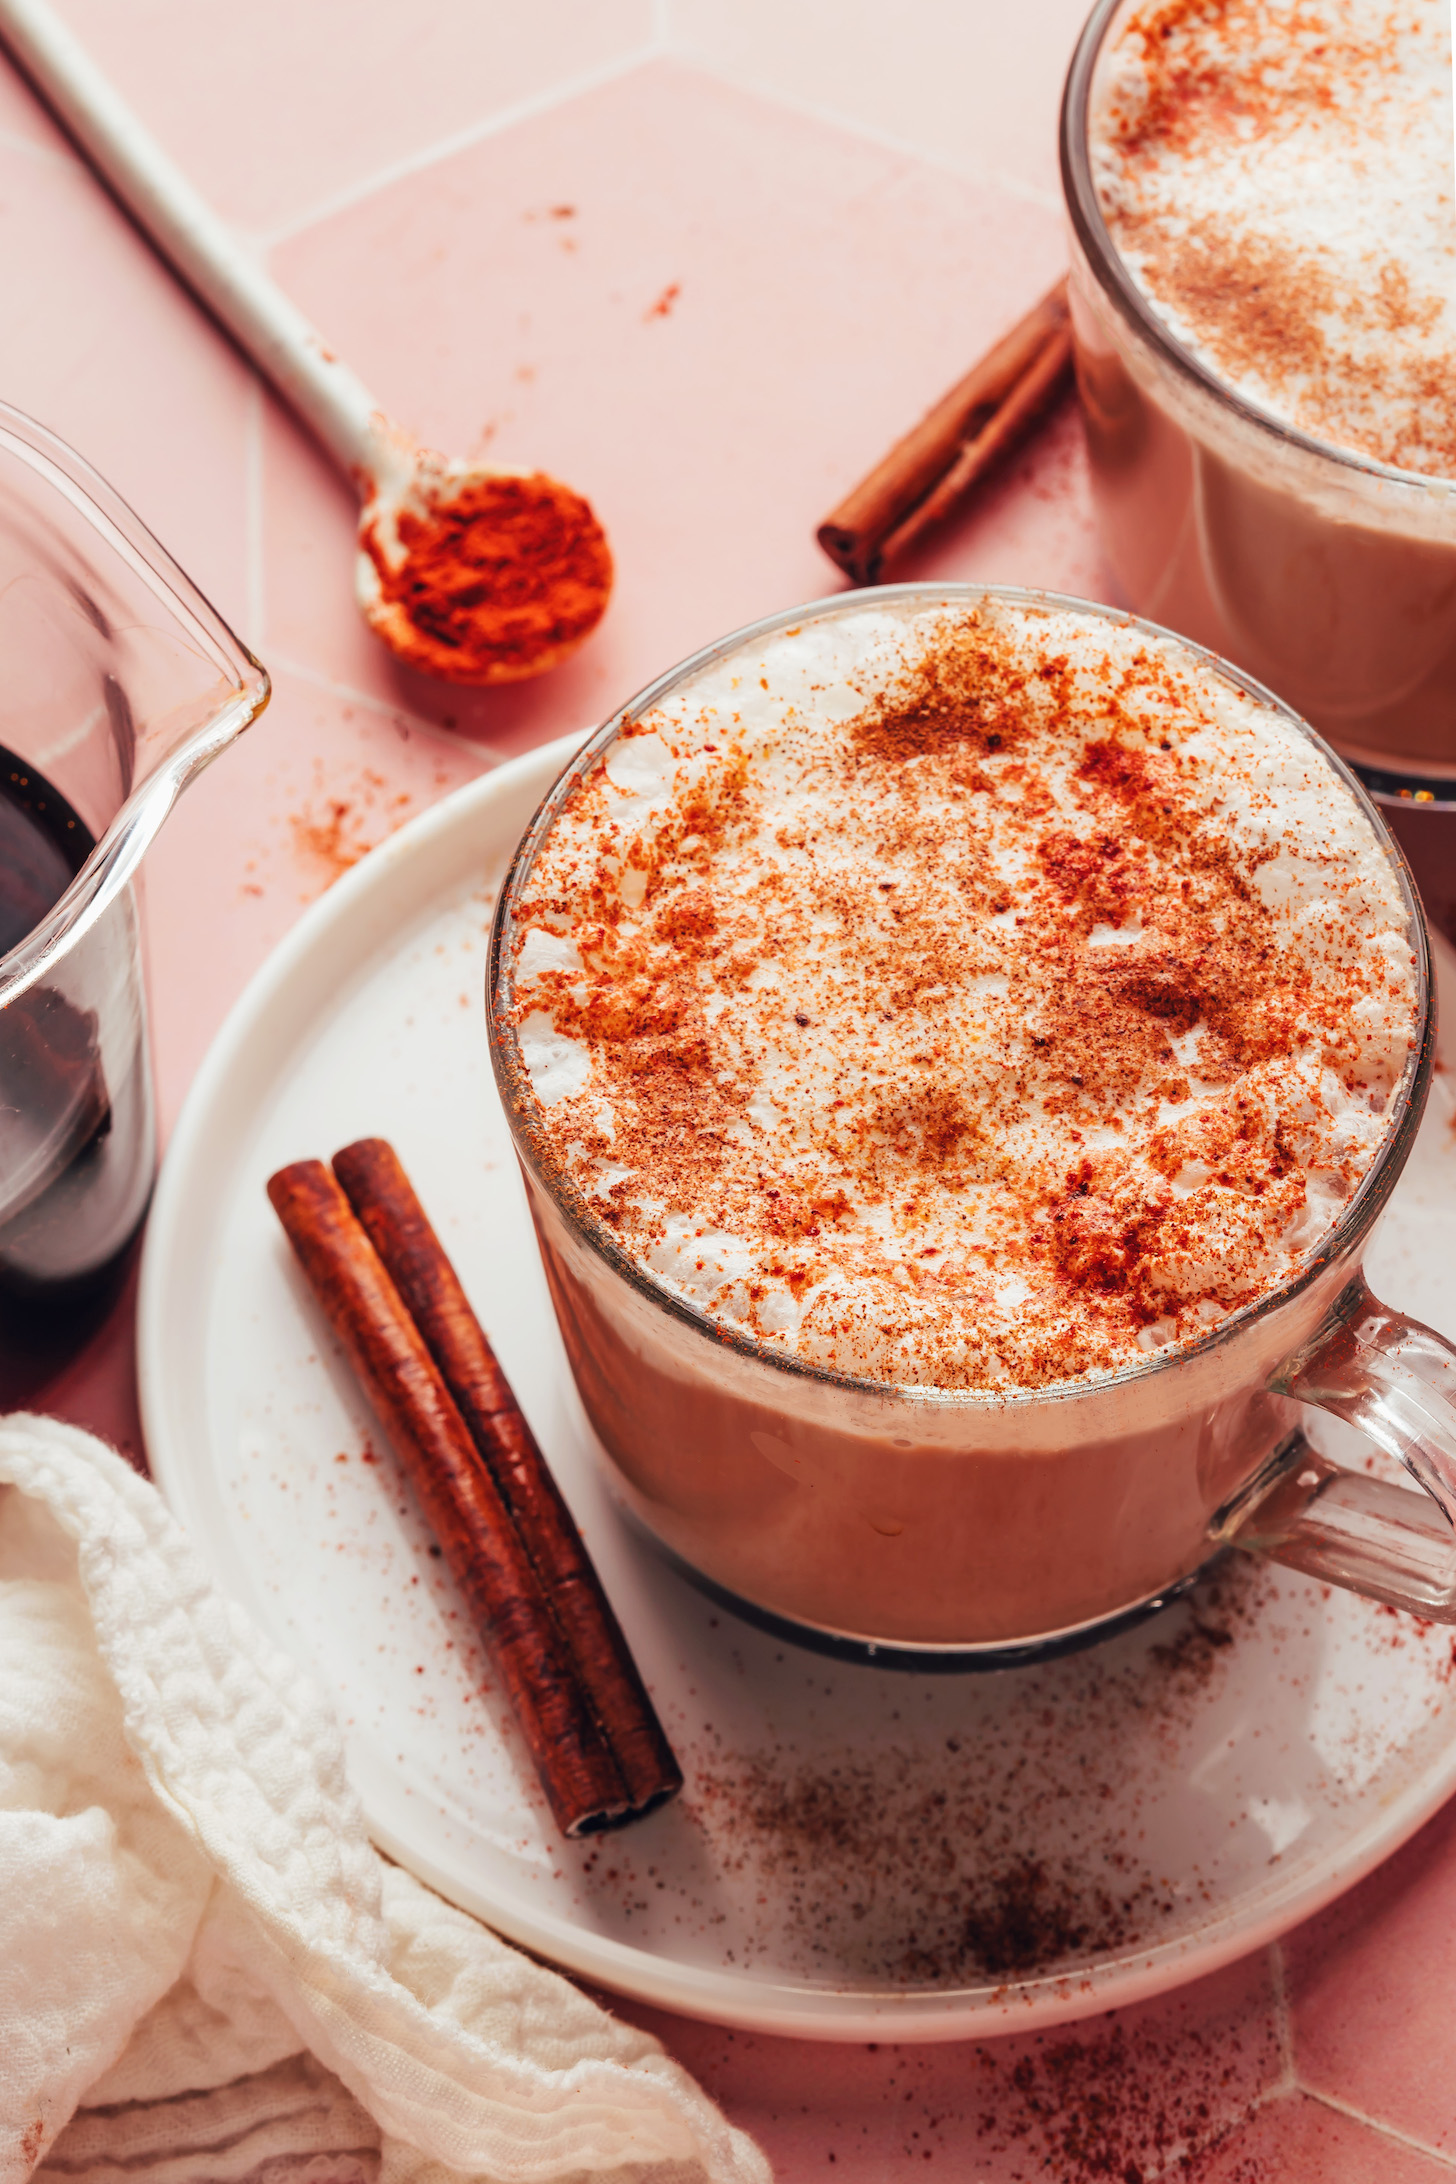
[0,0,389,488]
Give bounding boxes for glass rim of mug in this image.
[487,582,1435,1414]
[1058,0,1456,510]
[0,400,271,1011]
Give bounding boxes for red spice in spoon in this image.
[360,470,613,687]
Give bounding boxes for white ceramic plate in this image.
[139,736,1456,2042]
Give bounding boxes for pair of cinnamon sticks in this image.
[268,1139,681,1838]
[817,277,1073,585]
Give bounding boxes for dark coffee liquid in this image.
[0,748,154,1387]
[0,756,91,953]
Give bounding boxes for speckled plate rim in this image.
[138,734,1456,2042]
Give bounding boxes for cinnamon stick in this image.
[266,1158,632,1837]
[332,1137,683,1819]
[873,323,1073,571]
[817,277,1072,584]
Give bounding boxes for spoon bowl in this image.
[356,454,613,688]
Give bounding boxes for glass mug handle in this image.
[1212,1274,1456,1618]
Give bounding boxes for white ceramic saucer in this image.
[138,737,1456,2042]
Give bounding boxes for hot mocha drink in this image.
[1090,0,1455,480]
[506,600,1416,1396]
[1065,0,1456,785]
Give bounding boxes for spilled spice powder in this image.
[670,1563,1270,1988]
[955,1858,1164,1981]
[292,796,371,884]
[975,2016,1274,2181]
[288,765,426,894]
[685,1748,1176,1986]
[362,471,612,686]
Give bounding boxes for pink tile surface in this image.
[1,0,1452,2172]
[49,0,656,232]
[0,109,252,626]
[670,0,1091,203]
[1285,1796,1456,2159]
[1194,2092,1454,2182]
[142,665,487,1128]
[612,1951,1283,2178]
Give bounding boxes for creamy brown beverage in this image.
[493,593,1425,1645]
[1092,0,1455,480]
[1064,0,1456,787]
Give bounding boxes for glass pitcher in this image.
[0,401,269,1384]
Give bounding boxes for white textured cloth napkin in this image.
[0,1415,770,2184]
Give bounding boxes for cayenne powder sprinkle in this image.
[361,470,613,686]
[512,601,1416,1391]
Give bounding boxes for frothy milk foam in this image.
[507,600,1416,1396]
[1088,0,1455,478]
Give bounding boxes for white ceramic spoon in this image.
[0,0,613,687]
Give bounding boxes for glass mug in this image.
[0,403,269,1388]
[488,588,1456,1658]
[1058,0,1456,786]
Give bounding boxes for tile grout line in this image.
[1301,2085,1456,2169]
[1143,1944,1301,2184]
[1143,2080,1287,2184]
[254,42,665,252]
[661,47,1066,217]
[261,647,518,762]
[0,122,73,170]
[248,38,1059,261]
[244,375,266,658]
[1272,1934,1456,2165]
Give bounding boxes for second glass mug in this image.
[1058,0,1456,785]
[489,586,1456,1658]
